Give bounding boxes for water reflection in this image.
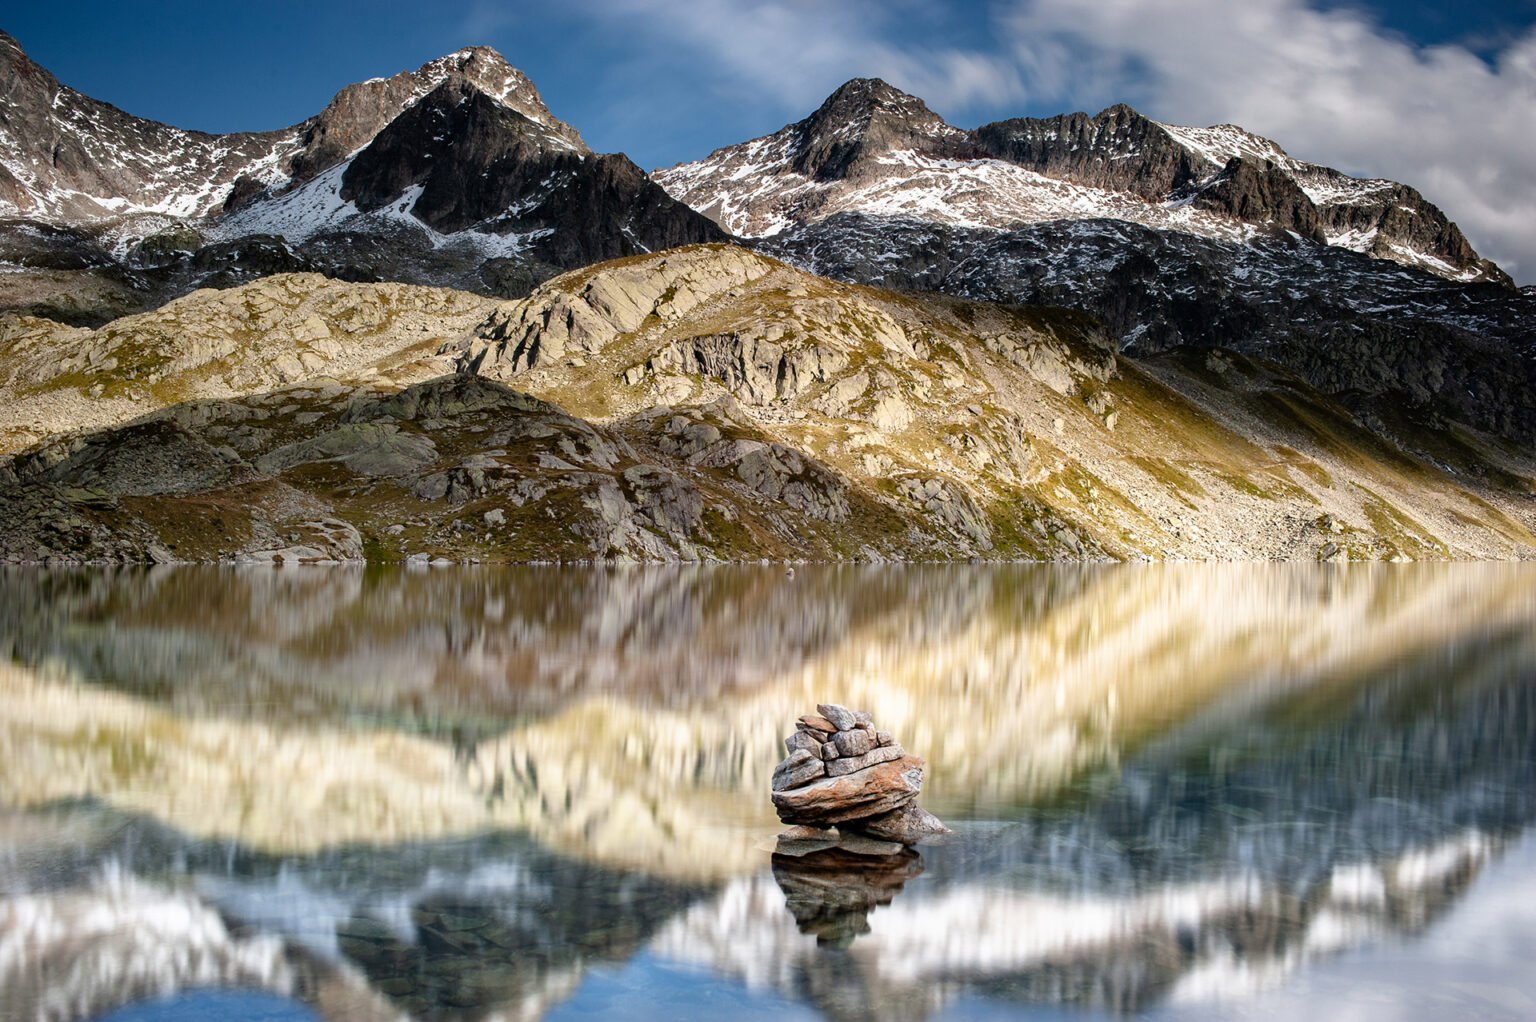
[1,564,1534,1021]
[774,845,926,948]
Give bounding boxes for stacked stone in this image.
[770,703,949,845]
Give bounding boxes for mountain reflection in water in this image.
[1,564,1534,1021]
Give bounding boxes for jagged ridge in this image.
[657,77,1505,284]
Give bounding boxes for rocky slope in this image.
[0,272,501,453]
[657,80,1536,445]
[0,31,720,321]
[768,214,1536,444]
[0,246,1531,564]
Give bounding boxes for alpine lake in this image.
[2,563,1535,1022]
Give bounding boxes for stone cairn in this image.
[770,703,949,844]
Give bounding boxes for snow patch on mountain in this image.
[658,144,1260,243]
[209,159,551,259]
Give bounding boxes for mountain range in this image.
[0,32,1531,563]
[0,33,720,318]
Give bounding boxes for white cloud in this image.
[570,0,1026,112]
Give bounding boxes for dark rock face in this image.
[1191,156,1325,241]
[343,81,569,230]
[789,78,974,182]
[341,78,721,264]
[286,46,586,187]
[523,154,727,266]
[974,104,1206,202]
[1317,179,1494,274]
[971,101,1500,283]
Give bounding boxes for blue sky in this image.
[7,1,1536,278]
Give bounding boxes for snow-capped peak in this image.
[656,83,1505,285]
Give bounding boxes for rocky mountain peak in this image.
[286,46,587,186]
[410,46,579,143]
[974,104,1207,202]
[791,77,970,180]
[809,77,937,124]
[1,29,45,84]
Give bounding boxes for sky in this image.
[7,1,1536,281]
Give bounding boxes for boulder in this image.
[784,730,824,757]
[847,802,952,843]
[831,728,876,758]
[798,714,837,734]
[826,744,905,777]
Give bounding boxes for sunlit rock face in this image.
[6,248,1533,568]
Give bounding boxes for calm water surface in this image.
[2,564,1534,1021]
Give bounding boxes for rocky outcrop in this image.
[973,104,1205,202]
[0,273,500,455]
[1,247,1532,564]
[771,704,950,842]
[1188,156,1325,241]
[462,244,772,376]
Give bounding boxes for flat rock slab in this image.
[817,703,859,731]
[775,835,840,857]
[772,754,925,826]
[798,714,836,734]
[826,743,905,777]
